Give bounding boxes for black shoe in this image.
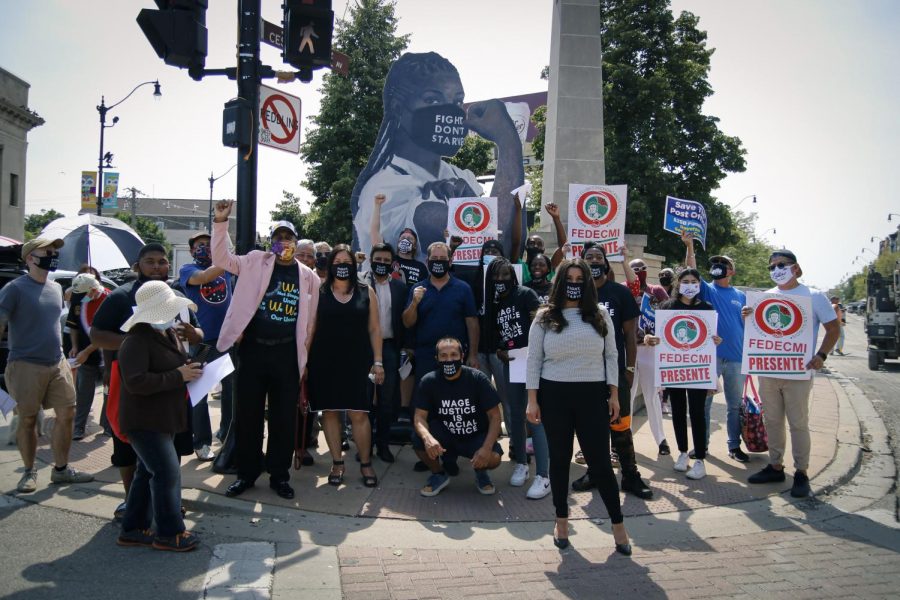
[748,464,786,484]
[376,445,395,463]
[341,439,350,451]
[442,457,460,477]
[72,430,86,441]
[413,460,429,472]
[225,479,254,497]
[791,471,811,498]
[658,441,671,456]
[301,450,314,467]
[621,475,653,500]
[729,447,750,463]
[615,543,632,556]
[571,473,596,492]
[270,480,295,499]
[553,536,570,550]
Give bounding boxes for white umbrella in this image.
[40,214,146,272]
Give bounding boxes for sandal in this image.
[360,462,378,488]
[328,460,345,486]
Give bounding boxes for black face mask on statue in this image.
[565,283,583,301]
[372,262,391,277]
[428,259,450,278]
[332,264,352,281]
[34,253,59,272]
[709,263,728,280]
[409,104,468,157]
[440,359,463,378]
[590,263,607,280]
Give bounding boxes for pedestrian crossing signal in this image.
[282,0,334,70]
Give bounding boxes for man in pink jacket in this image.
[211,200,319,500]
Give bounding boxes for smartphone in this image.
[191,343,213,365]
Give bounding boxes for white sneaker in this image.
[510,463,529,487]
[686,460,706,480]
[526,475,551,499]
[195,445,215,461]
[17,469,37,493]
[674,452,689,472]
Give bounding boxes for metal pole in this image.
[96,99,106,216]
[131,187,137,221]
[208,171,214,232]
[235,0,261,253]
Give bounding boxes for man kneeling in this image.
[413,337,502,496]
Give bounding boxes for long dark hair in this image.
[350,52,461,220]
[482,257,518,350]
[324,243,366,292]
[538,259,608,337]
[474,239,505,313]
[665,267,703,307]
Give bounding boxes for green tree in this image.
[714,211,775,288]
[270,192,309,238]
[448,135,494,176]
[23,209,66,241]
[114,212,172,256]
[297,0,409,245]
[527,104,547,219]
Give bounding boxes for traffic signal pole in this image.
[235,0,261,254]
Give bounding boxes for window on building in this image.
[9,173,18,207]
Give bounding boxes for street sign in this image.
[258,85,301,154]
[261,19,349,76]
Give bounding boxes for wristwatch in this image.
[625,366,636,373]
[816,352,827,362]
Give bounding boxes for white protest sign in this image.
[447,197,498,266]
[508,347,528,383]
[187,354,236,407]
[654,310,718,389]
[567,184,628,262]
[741,291,814,380]
[259,85,302,154]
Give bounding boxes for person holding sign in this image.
[644,269,722,480]
[742,250,839,498]
[525,259,631,554]
[483,258,550,498]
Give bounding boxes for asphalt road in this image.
[827,313,900,520]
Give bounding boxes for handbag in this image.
[293,378,310,470]
[740,375,768,453]
[105,360,129,444]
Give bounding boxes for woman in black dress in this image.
[307,244,385,487]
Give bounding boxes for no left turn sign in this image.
[259,85,302,154]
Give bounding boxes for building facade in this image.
[0,67,44,240]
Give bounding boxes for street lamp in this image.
[733,194,757,210]
[889,213,900,221]
[96,80,161,215]
[208,164,238,231]
[861,247,878,257]
[761,227,777,237]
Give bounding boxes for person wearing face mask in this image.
[658,268,676,296]
[295,239,316,271]
[483,258,550,498]
[307,245,384,488]
[0,237,95,494]
[314,241,332,283]
[352,51,524,263]
[682,231,751,463]
[116,281,204,551]
[92,242,203,518]
[369,193,428,286]
[179,231,234,459]
[526,253,553,304]
[525,259,631,553]
[66,272,110,441]
[412,337,503,496]
[741,250,839,497]
[644,269,722,480]
[571,243,654,500]
[210,201,320,501]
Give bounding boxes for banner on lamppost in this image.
[102,172,120,209]
[663,196,707,248]
[446,196,498,266]
[81,171,98,211]
[741,291,815,380]
[566,184,628,262]
[654,310,718,389]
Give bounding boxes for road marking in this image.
[200,542,275,599]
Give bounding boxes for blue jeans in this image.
[704,358,744,449]
[504,367,549,477]
[478,352,510,446]
[74,362,101,434]
[123,429,184,537]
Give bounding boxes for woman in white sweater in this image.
[526,259,631,555]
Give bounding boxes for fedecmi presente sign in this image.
[446,197,498,266]
[567,184,627,262]
[259,85,301,154]
[741,291,814,380]
[654,310,718,389]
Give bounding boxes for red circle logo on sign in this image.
[663,314,708,350]
[754,298,804,337]
[454,201,490,233]
[261,94,298,144]
[576,190,618,226]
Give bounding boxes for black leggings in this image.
[668,388,707,459]
[538,379,623,523]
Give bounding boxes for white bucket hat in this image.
[121,280,196,332]
[71,273,102,294]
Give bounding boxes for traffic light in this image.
[282,0,334,70]
[137,0,208,80]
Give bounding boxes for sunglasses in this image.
[768,262,794,271]
[632,265,647,272]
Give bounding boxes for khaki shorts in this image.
[4,358,76,418]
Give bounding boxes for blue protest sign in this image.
[663,196,707,249]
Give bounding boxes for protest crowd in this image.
[0,188,840,556]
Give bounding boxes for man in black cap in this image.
[0,237,94,493]
[742,249,839,497]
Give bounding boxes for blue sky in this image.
[1,0,897,289]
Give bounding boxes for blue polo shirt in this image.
[407,275,477,359]
[699,279,746,362]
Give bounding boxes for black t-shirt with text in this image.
[247,262,300,340]
[525,279,552,305]
[494,286,540,350]
[414,367,500,439]
[395,257,428,287]
[596,279,640,370]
